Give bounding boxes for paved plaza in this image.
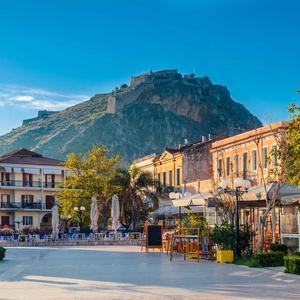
[0,246,300,300]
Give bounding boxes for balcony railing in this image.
[0,180,63,189]
[0,202,54,210]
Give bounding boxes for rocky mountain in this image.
[0,70,262,165]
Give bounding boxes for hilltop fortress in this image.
[22,70,208,125]
[104,69,198,114]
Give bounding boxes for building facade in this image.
[0,149,66,231]
[211,122,289,186]
[130,138,215,208]
[211,122,300,251]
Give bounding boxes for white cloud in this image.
[13,95,34,102]
[0,84,89,111]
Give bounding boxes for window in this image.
[168,170,173,187]
[226,157,230,176]
[21,195,33,204]
[23,216,33,226]
[163,172,166,187]
[242,153,248,179]
[217,159,223,177]
[45,174,55,188]
[262,147,268,169]
[234,155,239,175]
[23,173,33,187]
[176,168,181,186]
[252,150,257,171]
[21,195,34,208]
[0,194,10,208]
[1,172,10,185]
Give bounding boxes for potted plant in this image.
[211,223,235,263]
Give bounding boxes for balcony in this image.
[43,182,64,189]
[0,202,54,210]
[0,180,63,189]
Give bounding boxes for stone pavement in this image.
[0,246,299,300]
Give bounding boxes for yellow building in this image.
[0,149,66,231]
[131,139,215,200]
[154,148,183,194]
[131,153,157,175]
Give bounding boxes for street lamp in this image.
[219,178,250,258]
[74,206,86,232]
[61,214,72,233]
[14,219,22,231]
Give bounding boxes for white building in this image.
[0,149,66,231]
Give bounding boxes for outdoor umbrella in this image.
[51,205,59,240]
[90,196,99,233]
[111,194,120,236]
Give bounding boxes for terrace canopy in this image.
[171,192,212,207]
[242,183,300,205]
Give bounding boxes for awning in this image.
[242,183,300,204]
[242,184,272,201]
[154,205,206,216]
[23,168,41,174]
[44,168,62,175]
[171,192,211,207]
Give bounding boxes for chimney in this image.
[184,138,189,145]
[208,133,212,141]
[201,136,206,142]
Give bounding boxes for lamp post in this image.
[74,206,86,232]
[15,219,22,232]
[61,214,72,233]
[219,178,250,258]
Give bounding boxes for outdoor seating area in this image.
[0,231,142,245]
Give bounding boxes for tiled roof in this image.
[0,148,64,166]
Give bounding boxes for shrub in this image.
[19,235,26,242]
[0,247,6,261]
[254,252,284,267]
[271,243,288,255]
[182,210,209,235]
[0,227,14,236]
[211,223,254,251]
[211,223,236,250]
[284,256,300,275]
[234,257,261,268]
[292,251,300,256]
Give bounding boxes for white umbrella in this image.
[111,194,120,236]
[90,196,99,233]
[51,205,59,240]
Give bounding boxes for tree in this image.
[211,153,237,224]
[286,103,300,187]
[113,166,156,230]
[58,146,120,230]
[257,100,300,250]
[120,83,128,89]
[253,125,289,251]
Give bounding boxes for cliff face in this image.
[0,71,262,165]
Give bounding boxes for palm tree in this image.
[113,166,157,230]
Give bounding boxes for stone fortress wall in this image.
[105,69,181,114]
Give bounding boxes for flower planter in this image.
[217,250,234,263]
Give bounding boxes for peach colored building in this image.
[211,121,289,186]
[211,122,300,251]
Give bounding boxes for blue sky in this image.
[0,0,299,135]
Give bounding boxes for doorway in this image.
[1,216,10,226]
